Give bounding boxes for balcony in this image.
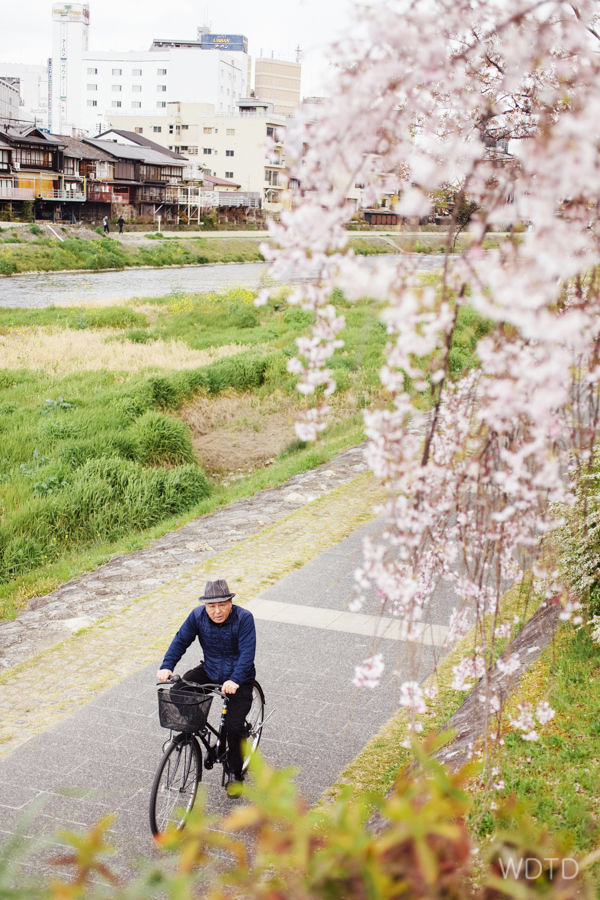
[36,188,86,202]
[0,184,35,200]
[87,189,112,203]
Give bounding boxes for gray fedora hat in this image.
[199,579,235,602]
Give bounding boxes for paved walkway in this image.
[0,445,452,884]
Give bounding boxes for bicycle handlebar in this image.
[157,675,226,697]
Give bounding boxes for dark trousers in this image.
[183,664,253,777]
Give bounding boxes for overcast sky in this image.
[0,0,365,95]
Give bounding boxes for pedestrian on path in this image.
[102,215,109,233]
[157,579,256,797]
[117,215,124,234]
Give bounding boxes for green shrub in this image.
[29,224,43,236]
[204,353,268,394]
[0,256,17,276]
[38,419,81,441]
[21,200,34,222]
[124,329,153,344]
[283,308,313,327]
[230,304,259,328]
[2,534,44,578]
[147,376,183,410]
[162,464,211,511]
[133,411,195,465]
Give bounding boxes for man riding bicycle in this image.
[156,578,256,797]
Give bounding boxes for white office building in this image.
[49,4,249,136]
[0,79,22,124]
[0,64,49,128]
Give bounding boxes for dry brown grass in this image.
[180,390,300,474]
[0,326,250,374]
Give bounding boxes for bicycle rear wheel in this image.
[241,680,265,772]
[149,734,201,836]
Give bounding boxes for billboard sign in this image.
[200,34,248,52]
[52,4,89,22]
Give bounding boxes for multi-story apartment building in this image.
[50,4,249,136]
[107,98,288,210]
[254,56,301,118]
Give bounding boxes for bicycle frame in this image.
[160,682,231,782]
[195,691,229,782]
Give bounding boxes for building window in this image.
[112,68,122,75]
[132,84,142,92]
[225,149,234,157]
[87,84,97,91]
[87,99,97,107]
[112,84,122,91]
[182,124,188,130]
[156,101,167,108]
[14,148,52,168]
[153,126,162,133]
[87,67,97,75]
[111,101,122,108]
[265,169,279,185]
[187,146,198,155]
[169,125,174,134]
[132,101,141,108]
[225,171,234,178]
[132,68,142,76]
[135,127,144,134]
[157,84,167,92]
[203,148,212,155]
[203,127,213,134]
[157,67,167,75]
[226,128,235,135]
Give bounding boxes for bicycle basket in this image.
[158,684,213,732]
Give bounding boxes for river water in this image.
[0,254,442,308]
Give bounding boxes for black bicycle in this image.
[149,676,266,836]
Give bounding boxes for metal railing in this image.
[38,189,86,202]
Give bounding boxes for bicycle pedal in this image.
[204,755,214,770]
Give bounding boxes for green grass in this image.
[0,233,439,276]
[0,235,269,274]
[473,624,600,862]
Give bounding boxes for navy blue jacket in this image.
[161,604,256,686]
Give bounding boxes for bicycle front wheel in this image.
[242,680,265,772]
[149,734,202,836]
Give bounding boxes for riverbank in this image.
[0,224,510,277]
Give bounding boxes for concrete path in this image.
[0,448,451,885]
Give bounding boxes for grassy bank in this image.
[320,581,600,895]
[0,284,490,619]
[0,227,511,275]
[0,234,266,275]
[471,620,600,891]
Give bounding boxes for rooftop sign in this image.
[200,34,248,52]
[52,4,90,21]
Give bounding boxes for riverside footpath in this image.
[0,445,451,882]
